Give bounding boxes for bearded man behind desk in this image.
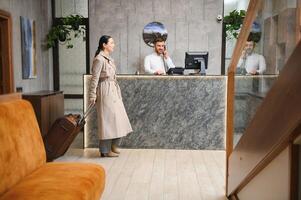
[237,39,266,75]
[144,38,175,75]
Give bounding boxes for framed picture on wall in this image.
[20,16,37,79]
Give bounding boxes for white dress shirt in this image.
[144,52,175,74]
[237,53,266,74]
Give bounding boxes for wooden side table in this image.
[23,91,64,136]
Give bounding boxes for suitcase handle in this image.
[78,103,94,125]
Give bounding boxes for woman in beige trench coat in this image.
[89,35,133,157]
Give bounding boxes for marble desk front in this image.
[83,75,227,150]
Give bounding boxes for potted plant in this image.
[46,14,86,49]
[223,9,246,40]
[223,9,262,42]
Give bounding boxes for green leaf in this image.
[46,14,85,49]
[223,9,246,39]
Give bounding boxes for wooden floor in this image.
[56,149,227,200]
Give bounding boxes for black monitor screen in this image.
[185,51,209,70]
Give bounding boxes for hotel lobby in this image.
[0,0,301,199]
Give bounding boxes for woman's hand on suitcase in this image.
[90,98,96,105]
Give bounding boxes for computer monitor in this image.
[185,51,209,75]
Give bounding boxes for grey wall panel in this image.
[89,0,223,75]
[0,0,53,92]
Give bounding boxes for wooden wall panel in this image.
[0,9,14,94]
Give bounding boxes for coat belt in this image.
[99,77,121,98]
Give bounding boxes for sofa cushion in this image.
[0,100,46,195]
[0,162,105,200]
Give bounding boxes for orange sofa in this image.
[0,94,105,200]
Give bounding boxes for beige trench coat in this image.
[89,51,133,140]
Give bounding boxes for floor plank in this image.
[176,150,203,200]
[149,149,165,200]
[164,150,179,200]
[124,149,155,200]
[57,148,227,200]
[191,150,219,200]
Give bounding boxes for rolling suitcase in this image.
[44,104,94,161]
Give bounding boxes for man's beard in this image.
[156,49,163,55]
[246,48,253,55]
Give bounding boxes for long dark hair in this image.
[94,35,112,57]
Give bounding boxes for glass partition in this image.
[231,0,300,147]
[224,0,250,73]
[55,0,88,18]
[59,25,86,95]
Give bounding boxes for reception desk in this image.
[84,75,226,150]
[82,75,278,150]
[234,75,278,145]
